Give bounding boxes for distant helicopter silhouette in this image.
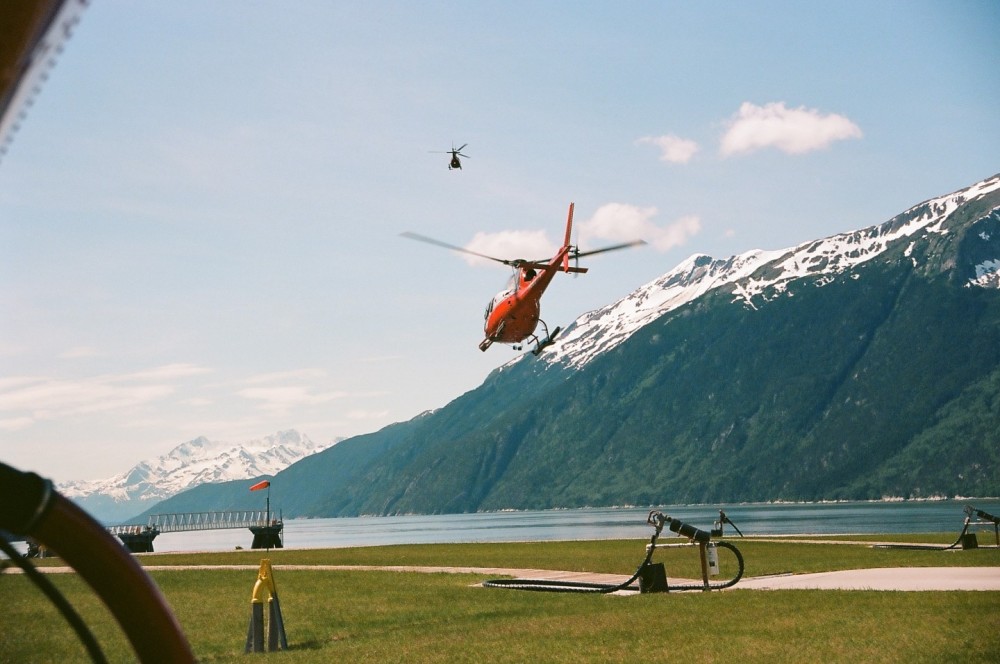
[431,143,469,170]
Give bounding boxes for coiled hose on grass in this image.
[874,505,996,551]
[482,510,745,593]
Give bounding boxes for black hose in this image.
[874,518,971,551]
[661,540,745,592]
[944,520,971,550]
[0,462,195,663]
[722,513,744,538]
[483,510,666,594]
[1,535,108,663]
[483,511,745,594]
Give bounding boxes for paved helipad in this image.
[15,564,1000,591]
[125,564,1000,592]
[463,566,1000,592]
[735,566,1000,591]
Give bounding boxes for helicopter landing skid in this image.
[479,338,494,352]
[532,326,562,356]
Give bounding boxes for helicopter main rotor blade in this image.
[573,239,647,259]
[400,231,514,265]
[456,143,468,152]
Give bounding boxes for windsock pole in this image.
[249,479,281,550]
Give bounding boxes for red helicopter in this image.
[402,203,645,355]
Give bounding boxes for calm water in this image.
[143,499,1000,554]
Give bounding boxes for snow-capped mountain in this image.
[144,173,1000,514]
[59,430,336,523]
[544,173,1000,368]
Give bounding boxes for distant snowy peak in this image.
[59,430,335,503]
[544,173,1000,369]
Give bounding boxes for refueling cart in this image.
[483,510,744,594]
[954,505,1000,549]
[874,503,1000,551]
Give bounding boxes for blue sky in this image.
[1,1,998,482]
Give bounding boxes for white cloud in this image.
[455,204,701,267]
[0,376,175,419]
[237,386,347,414]
[346,409,391,420]
[720,101,862,156]
[636,134,700,163]
[355,355,403,364]
[0,376,40,391]
[580,204,701,252]
[464,229,553,266]
[118,363,212,382]
[244,368,327,385]
[0,363,212,426]
[180,397,213,407]
[0,416,35,431]
[58,346,100,359]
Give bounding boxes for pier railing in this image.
[108,510,279,535]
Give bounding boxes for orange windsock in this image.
[249,480,271,492]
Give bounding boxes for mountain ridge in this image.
[59,429,335,522]
[112,173,1000,519]
[542,174,1000,370]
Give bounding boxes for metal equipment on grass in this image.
[873,503,1000,551]
[482,510,744,594]
[711,509,744,538]
[956,505,1000,549]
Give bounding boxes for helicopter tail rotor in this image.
[561,203,575,273]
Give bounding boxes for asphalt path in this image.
[12,564,1000,592]
[735,566,1000,591]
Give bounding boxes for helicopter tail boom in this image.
[562,203,575,272]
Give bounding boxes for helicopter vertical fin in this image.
[562,202,575,272]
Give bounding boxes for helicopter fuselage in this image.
[478,235,580,352]
[483,264,556,344]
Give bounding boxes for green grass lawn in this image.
[4,535,999,663]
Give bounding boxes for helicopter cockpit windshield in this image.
[485,289,507,320]
[484,274,517,321]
